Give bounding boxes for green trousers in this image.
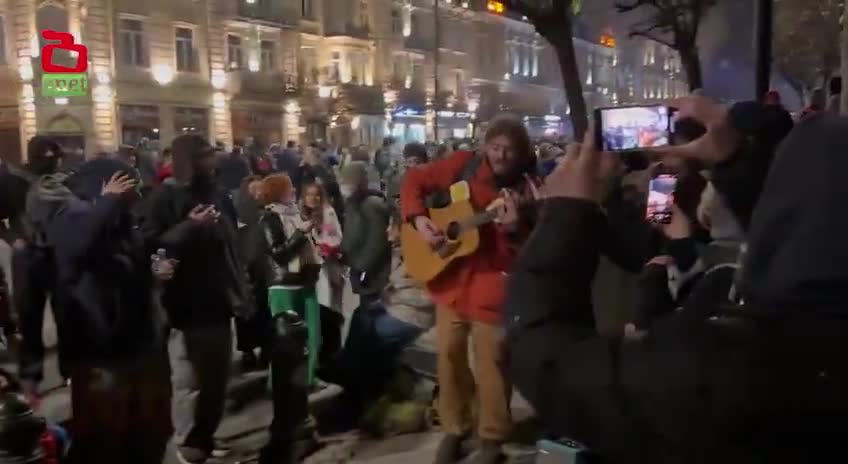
[268,285,321,386]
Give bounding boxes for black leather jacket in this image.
[254,208,319,288]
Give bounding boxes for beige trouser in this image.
[436,305,511,441]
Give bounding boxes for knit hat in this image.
[402,143,428,163]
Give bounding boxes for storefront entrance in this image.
[174,107,210,139]
[232,109,283,148]
[45,115,85,152]
[120,105,161,146]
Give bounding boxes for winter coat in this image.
[44,159,163,369]
[400,150,537,324]
[140,182,248,330]
[249,203,320,288]
[341,189,391,297]
[503,102,848,464]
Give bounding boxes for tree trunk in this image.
[549,27,589,139]
[841,0,848,114]
[679,46,704,91]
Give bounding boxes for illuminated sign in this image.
[544,115,561,122]
[40,30,89,97]
[600,34,616,48]
[437,111,472,118]
[487,1,505,14]
[394,106,425,117]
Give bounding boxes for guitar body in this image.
[401,199,481,284]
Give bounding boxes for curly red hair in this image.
[258,173,294,206]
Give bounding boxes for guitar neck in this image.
[459,209,499,231]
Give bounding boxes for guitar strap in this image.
[456,153,483,185]
[425,153,483,209]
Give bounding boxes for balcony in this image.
[404,35,433,53]
[325,22,371,40]
[335,83,385,115]
[236,2,299,27]
[226,70,299,100]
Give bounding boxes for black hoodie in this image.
[743,114,848,314]
[45,159,161,368]
[141,136,248,330]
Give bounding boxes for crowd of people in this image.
[1,91,846,464]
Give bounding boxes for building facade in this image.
[0,0,688,163]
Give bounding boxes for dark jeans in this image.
[372,307,423,349]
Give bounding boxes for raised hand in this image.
[101,172,137,196]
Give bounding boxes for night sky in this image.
[579,0,802,108]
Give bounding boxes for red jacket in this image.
[400,150,536,324]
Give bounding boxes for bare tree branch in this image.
[616,0,717,88]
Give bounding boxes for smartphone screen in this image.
[646,174,677,224]
[595,105,673,152]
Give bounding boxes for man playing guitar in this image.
[400,116,539,464]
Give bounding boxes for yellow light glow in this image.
[211,69,227,89]
[21,84,34,101]
[487,1,505,13]
[19,62,33,81]
[248,56,260,72]
[93,85,113,103]
[95,66,111,85]
[213,92,227,109]
[152,64,174,85]
[285,101,300,113]
[600,35,617,48]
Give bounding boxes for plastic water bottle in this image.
[151,248,167,273]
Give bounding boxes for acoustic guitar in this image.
[401,196,506,284]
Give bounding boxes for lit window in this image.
[227,35,242,70]
[0,17,6,65]
[532,45,539,77]
[260,40,275,71]
[175,27,197,72]
[330,51,341,82]
[359,0,369,28]
[512,43,520,74]
[522,44,530,76]
[119,18,148,68]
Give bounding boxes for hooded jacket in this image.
[44,159,162,368]
[743,114,848,313]
[342,188,391,297]
[141,138,248,329]
[501,102,848,464]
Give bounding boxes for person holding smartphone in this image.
[502,96,848,464]
[141,135,248,464]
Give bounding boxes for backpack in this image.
[425,153,482,209]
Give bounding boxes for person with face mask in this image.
[400,116,540,464]
[44,158,174,464]
[339,161,392,308]
[141,134,248,464]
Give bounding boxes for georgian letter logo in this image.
[39,30,89,97]
[41,30,88,73]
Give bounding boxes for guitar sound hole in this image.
[445,222,461,240]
